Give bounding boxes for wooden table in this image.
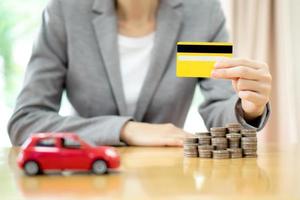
[1,144,300,200]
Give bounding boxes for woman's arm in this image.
[7,0,132,146]
[198,0,271,130]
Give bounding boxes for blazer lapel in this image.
[135,0,183,121]
[92,0,127,116]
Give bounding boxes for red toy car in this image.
[17,133,120,175]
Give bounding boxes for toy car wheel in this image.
[24,161,40,176]
[92,160,107,174]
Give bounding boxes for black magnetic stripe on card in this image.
[177,45,232,53]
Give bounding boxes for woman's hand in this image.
[120,122,192,146]
[211,58,272,120]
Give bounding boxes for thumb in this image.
[232,79,238,92]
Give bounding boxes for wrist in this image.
[120,121,131,143]
[243,106,265,121]
[120,121,140,144]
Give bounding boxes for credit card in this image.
[176,42,233,78]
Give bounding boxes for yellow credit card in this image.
[176,42,233,78]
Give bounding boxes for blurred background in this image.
[0,0,299,147]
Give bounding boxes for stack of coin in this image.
[183,137,199,157]
[212,150,230,159]
[227,148,242,158]
[210,127,226,137]
[211,137,227,150]
[241,128,257,137]
[241,128,257,158]
[226,123,241,133]
[183,123,259,159]
[226,133,241,148]
[198,135,212,145]
[198,145,214,158]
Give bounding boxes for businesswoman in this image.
[8,0,271,146]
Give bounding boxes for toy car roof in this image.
[30,132,79,139]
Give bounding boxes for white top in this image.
[118,32,155,116]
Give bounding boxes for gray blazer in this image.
[8,0,270,146]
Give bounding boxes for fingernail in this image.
[214,62,222,68]
[211,70,217,77]
[215,58,230,68]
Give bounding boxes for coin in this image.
[183,137,198,144]
[211,137,227,143]
[228,148,242,158]
[211,131,226,137]
[228,148,242,153]
[243,149,256,154]
[243,148,257,157]
[227,127,241,133]
[210,127,226,137]
[241,143,257,149]
[183,137,199,157]
[228,141,240,149]
[213,150,230,159]
[226,123,241,128]
[195,132,211,136]
[226,123,241,133]
[241,137,257,142]
[198,135,212,145]
[198,149,213,158]
[241,128,257,132]
[211,137,227,150]
[241,128,257,137]
[226,133,242,138]
[210,127,227,132]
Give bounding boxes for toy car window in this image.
[62,138,81,149]
[36,138,56,147]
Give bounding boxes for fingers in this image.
[211,57,272,120]
[232,79,238,92]
[154,134,183,147]
[140,123,192,147]
[214,58,268,70]
[236,79,270,95]
[211,65,263,80]
[164,128,192,147]
[165,137,183,147]
[238,91,269,106]
[212,58,271,82]
[213,66,272,97]
[123,122,199,147]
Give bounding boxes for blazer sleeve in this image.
[198,0,270,130]
[7,0,132,146]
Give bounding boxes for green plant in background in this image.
[0,0,47,107]
[0,1,18,107]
